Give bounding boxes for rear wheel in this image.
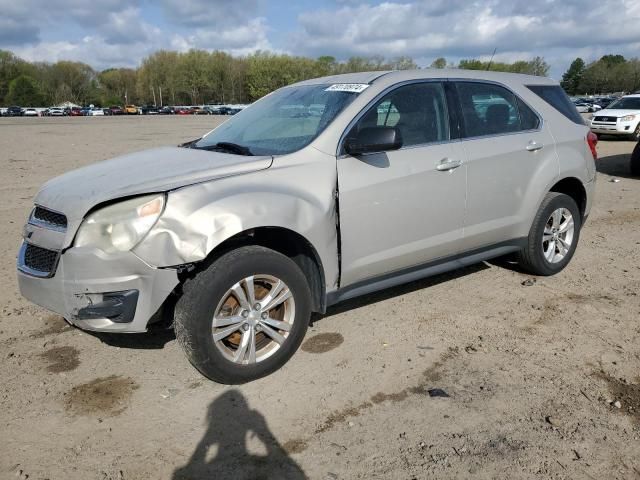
[518,192,581,276]
[174,246,311,384]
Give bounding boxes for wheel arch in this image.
[548,177,587,220]
[188,226,327,314]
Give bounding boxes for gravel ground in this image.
[0,115,638,480]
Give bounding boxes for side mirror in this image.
[344,126,403,155]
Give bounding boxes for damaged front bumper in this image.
[17,243,179,332]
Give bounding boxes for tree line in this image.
[561,55,640,95]
[1,49,552,107]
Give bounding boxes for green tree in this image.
[6,74,45,106]
[389,56,417,70]
[99,68,137,105]
[430,57,447,69]
[600,54,626,67]
[458,57,550,76]
[560,58,585,95]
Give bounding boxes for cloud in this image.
[292,0,640,74]
[1,0,640,76]
[172,18,274,55]
[0,0,139,46]
[159,0,261,28]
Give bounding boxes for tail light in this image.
[587,131,598,160]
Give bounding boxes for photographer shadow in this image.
[173,389,306,480]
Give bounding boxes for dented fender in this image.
[133,147,340,291]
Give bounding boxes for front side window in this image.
[456,82,538,137]
[349,82,450,148]
[194,84,361,156]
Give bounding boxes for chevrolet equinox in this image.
[17,70,597,383]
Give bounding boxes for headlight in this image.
[75,194,165,253]
[620,115,636,122]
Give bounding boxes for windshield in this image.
[194,84,362,155]
[607,97,640,110]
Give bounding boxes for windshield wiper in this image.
[197,142,253,156]
[179,138,201,148]
[180,139,253,156]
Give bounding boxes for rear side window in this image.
[455,82,539,137]
[526,85,584,125]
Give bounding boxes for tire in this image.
[518,192,582,276]
[174,245,311,384]
[631,141,640,176]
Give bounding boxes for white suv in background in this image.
[590,94,640,140]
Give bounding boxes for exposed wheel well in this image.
[187,227,326,313]
[549,177,587,220]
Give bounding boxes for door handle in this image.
[526,140,544,152]
[436,158,462,171]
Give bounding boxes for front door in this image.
[337,81,467,286]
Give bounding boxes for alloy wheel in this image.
[211,275,295,365]
[542,208,575,264]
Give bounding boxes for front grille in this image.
[23,244,59,275]
[32,206,67,230]
[593,116,617,123]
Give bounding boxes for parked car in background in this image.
[17,70,596,383]
[124,105,139,115]
[175,107,192,115]
[593,97,617,109]
[23,108,38,117]
[573,99,599,113]
[87,108,105,116]
[590,94,640,140]
[80,107,92,116]
[140,105,159,115]
[69,107,83,116]
[108,106,125,115]
[190,106,209,115]
[6,106,23,116]
[158,106,176,115]
[48,107,65,116]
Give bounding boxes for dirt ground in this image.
[0,115,638,480]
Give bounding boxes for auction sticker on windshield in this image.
[325,84,369,93]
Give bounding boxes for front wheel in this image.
[518,192,581,276]
[174,246,311,384]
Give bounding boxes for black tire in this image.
[631,141,640,176]
[518,192,582,276]
[174,245,311,384]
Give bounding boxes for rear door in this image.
[453,81,557,251]
[337,81,467,286]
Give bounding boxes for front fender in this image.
[133,149,340,290]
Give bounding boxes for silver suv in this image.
[17,70,597,383]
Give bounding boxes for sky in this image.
[1,0,640,79]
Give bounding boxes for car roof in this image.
[290,68,557,88]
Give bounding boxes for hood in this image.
[34,146,272,221]
[595,108,640,118]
